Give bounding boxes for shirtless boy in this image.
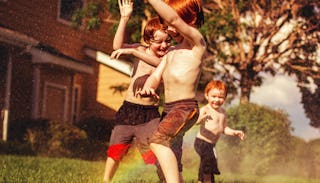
[194,80,245,183]
[103,0,171,182]
[136,0,206,182]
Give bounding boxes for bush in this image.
[75,116,115,161]
[44,121,88,158]
[0,140,35,156]
[75,116,114,143]
[218,103,292,175]
[8,118,49,143]
[6,118,89,159]
[6,117,115,161]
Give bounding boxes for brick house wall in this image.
[0,0,131,140]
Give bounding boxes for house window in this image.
[42,82,68,122]
[58,0,84,23]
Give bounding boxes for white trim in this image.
[30,47,94,74]
[0,26,39,47]
[83,48,133,76]
[42,82,69,122]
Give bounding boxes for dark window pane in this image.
[59,0,84,21]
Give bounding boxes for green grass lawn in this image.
[1,153,319,183]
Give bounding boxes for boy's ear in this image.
[204,93,208,100]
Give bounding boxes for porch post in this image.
[2,48,12,141]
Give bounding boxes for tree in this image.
[73,0,320,127]
[72,0,156,43]
[200,0,319,104]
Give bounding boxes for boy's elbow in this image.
[113,44,121,50]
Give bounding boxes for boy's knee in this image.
[141,150,157,164]
[107,144,130,160]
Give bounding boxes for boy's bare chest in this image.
[202,110,224,132]
[133,61,155,76]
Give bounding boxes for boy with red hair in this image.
[137,0,206,182]
[194,80,245,183]
[103,0,171,182]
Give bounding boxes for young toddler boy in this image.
[194,80,245,183]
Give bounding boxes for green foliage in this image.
[6,116,116,161]
[220,103,293,175]
[71,1,103,30]
[307,139,320,179]
[0,140,35,156]
[44,121,88,158]
[74,116,115,160]
[76,116,114,142]
[6,118,108,160]
[217,103,320,178]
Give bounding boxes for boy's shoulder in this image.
[201,104,226,116]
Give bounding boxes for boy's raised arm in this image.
[147,0,205,49]
[113,0,133,50]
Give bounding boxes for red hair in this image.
[164,0,204,28]
[205,80,227,97]
[143,17,166,44]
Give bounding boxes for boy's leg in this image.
[104,125,132,182]
[103,157,120,183]
[150,142,180,183]
[171,135,184,183]
[203,174,213,183]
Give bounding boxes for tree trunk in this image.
[239,69,252,104]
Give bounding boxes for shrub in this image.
[6,117,115,161]
[44,121,87,158]
[7,118,89,159]
[0,140,35,156]
[75,116,114,142]
[8,118,49,143]
[218,103,292,175]
[75,116,115,160]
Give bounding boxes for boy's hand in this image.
[234,130,245,140]
[135,88,159,99]
[119,0,133,18]
[111,48,133,59]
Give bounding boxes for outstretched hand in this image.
[135,87,159,100]
[118,0,133,18]
[234,130,245,140]
[110,48,133,59]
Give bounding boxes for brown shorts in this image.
[108,101,160,163]
[149,99,199,147]
[114,100,160,125]
[194,138,220,182]
[108,118,160,163]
